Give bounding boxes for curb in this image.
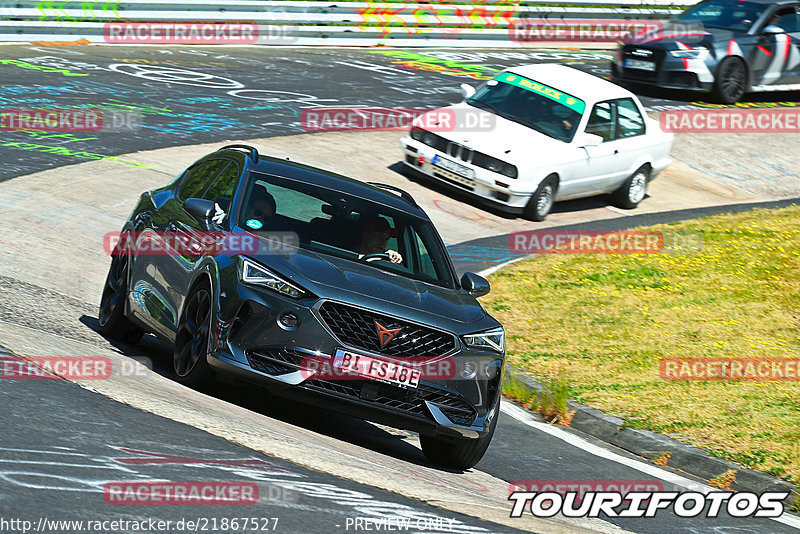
[504,365,798,507]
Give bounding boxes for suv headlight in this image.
[240,258,307,298]
[669,48,709,60]
[463,327,504,353]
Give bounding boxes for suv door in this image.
[132,158,230,337]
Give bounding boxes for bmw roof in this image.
[504,64,635,106]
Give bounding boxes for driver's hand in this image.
[562,119,573,130]
[387,250,403,264]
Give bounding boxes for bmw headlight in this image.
[463,327,505,353]
[240,258,307,298]
[501,163,518,179]
[669,48,709,60]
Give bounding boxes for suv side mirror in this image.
[184,198,216,222]
[460,83,476,100]
[762,24,784,35]
[461,272,491,297]
[576,133,604,147]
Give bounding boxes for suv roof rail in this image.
[220,144,259,163]
[367,182,418,208]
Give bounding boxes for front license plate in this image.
[624,59,656,71]
[432,154,475,179]
[332,348,420,389]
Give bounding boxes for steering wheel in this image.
[360,253,390,262]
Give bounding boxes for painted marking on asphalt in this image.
[500,401,800,529]
[603,205,634,216]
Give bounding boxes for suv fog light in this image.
[460,361,477,380]
[278,312,299,330]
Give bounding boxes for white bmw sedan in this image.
[400,64,674,221]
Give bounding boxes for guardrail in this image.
[0,0,693,47]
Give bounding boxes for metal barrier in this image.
[0,0,692,46]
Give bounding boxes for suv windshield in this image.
[466,72,586,143]
[675,0,764,32]
[238,171,455,288]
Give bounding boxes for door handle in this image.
[614,149,619,155]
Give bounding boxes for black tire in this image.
[420,396,500,470]
[98,253,143,344]
[173,283,215,387]
[613,166,650,209]
[523,176,557,221]
[712,57,747,104]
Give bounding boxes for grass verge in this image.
[485,205,800,484]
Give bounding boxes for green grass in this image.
[484,205,800,484]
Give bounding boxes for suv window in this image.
[585,102,615,141]
[202,162,239,225]
[240,172,455,288]
[615,99,646,139]
[178,159,228,202]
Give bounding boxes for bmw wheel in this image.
[613,166,649,209]
[523,176,557,221]
[174,283,215,386]
[98,252,143,344]
[712,57,747,104]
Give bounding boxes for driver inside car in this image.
[357,216,403,264]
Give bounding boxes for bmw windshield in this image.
[466,72,586,143]
[675,0,765,32]
[238,172,456,288]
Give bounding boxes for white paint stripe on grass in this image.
[500,401,800,529]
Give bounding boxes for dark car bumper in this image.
[611,59,714,92]
[207,281,504,439]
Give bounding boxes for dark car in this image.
[98,144,505,469]
[612,0,800,103]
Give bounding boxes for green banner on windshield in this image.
[495,72,586,114]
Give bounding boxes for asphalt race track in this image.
[1,44,800,534]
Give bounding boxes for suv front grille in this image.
[317,301,456,358]
[246,347,305,375]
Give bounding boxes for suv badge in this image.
[375,321,402,348]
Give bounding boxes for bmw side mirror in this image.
[184,198,215,222]
[460,83,476,100]
[577,133,604,147]
[762,25,784,35]
[461,272,491,297]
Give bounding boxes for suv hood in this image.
[249,240,487,325]
[625,23,743,49]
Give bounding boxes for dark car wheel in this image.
[613,166,650,209]
[523,176,557,221]
[712,57,747,104]
[174,284,215,386]
[420,396,499,470]
[98,253,143,344]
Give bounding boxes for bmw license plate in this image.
[432,154,475,180]
[624,59,656,71]
[332,348,420,389]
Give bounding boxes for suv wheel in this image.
[174,283,215,386]
[613,166,649,209]
[420,396,499,470]
[712,57,747,104]
[523,176,557,221]
[98,253,143,344]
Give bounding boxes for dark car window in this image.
[675,0,765,32]
[201,162,240,225]
[239,172,455,288]
[615,99,646,139]
[585,102,616,141]
[768,9,800,32]
[178,159,228,202]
